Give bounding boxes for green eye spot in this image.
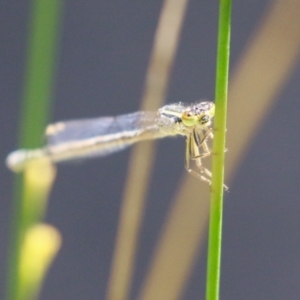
[200,115,210,124]
[182,111,198,127]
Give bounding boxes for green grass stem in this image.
[7,1,62,299]
[206,0,232,300]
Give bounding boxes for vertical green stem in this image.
[7,1,62,299]
[19,0,62,148]
[206,0,232,300]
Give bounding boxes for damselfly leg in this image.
[185,128,213,184]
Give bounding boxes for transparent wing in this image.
[46,112,157,145]
[45,111,159,159]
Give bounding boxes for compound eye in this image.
[200,115,210,124]
[182,111,198,127]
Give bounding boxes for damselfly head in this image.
[181,101,215,127]
[192,101,215,117]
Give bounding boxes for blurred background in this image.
[1,0,300,299]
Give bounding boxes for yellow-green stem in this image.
[206,0,232,299]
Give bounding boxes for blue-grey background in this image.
[1,1,300,299]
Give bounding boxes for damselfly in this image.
[6,101,215,184]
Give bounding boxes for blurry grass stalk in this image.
[138,0,300,299]
[226,0,300,178]
[18,224,62,300]
[105,0,189,299]
[7,1,62,299]
[137,176,211,300]
[21,159,57,232]
[13,161,57,300]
